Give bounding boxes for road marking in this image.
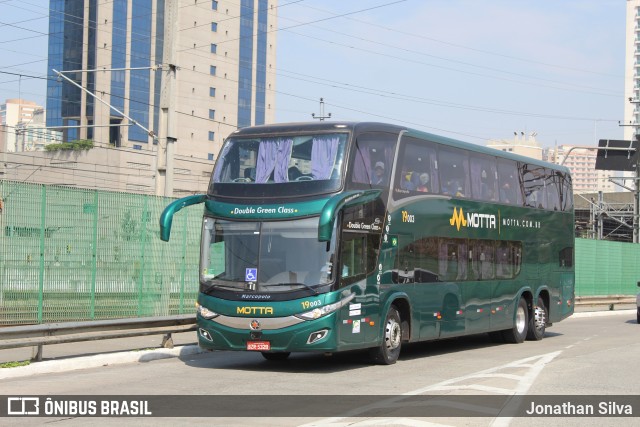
[298,351,562,427]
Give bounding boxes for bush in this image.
[45,139,94,152]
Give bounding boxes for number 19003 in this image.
[301,300,322,310]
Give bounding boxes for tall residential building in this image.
[546,145,616,194]
[625,0,640,140]
[46,0,277,161]
[623,0,640,192]
[0,99,55,152]
[486,132,543,160]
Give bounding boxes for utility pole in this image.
[311,98,331,121]
[626,97,640,243]
[156,0,178,198]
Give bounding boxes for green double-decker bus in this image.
[160,122,574,364]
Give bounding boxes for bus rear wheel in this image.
[261,352,290,361]
[526,296,547,341]
[370,306,402,365]
[502,297,528,344]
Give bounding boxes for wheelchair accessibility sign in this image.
[245,268,257,282]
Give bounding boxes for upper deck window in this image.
[210,133,348,197]
[348,132,398,189]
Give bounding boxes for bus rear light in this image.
[199,328,213,341]
[307,329,328,344]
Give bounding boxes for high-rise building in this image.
[625,0,640,140]
[546,145,616,194]
[0,99,60,152]
[46,0,277,161]
[487,132,543,160]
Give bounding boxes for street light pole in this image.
[156,0,178,198]
[53,68,157,140]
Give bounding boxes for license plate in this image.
[246,341,270,351]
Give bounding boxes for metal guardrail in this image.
[575,295,636,307]
[0,314,197,361]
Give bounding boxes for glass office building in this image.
[46,0,277,158]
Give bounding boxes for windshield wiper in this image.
[202,282,245,295]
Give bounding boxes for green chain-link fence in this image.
[1,180,639,325]
[0,180,202,325]
[575,238,640,296]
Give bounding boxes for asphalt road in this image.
[0,309,638,426]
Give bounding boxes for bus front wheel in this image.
[502,297,528,344]
[261,352,290,361]
[370,306,402,365]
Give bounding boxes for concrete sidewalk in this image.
[0,305,637,377]
[0,330,198,365]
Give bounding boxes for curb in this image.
[571,309,636,318]
[0,344,206,380]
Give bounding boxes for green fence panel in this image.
[2,180,639,326]
[0,180,201,325]
[575,238,640,296]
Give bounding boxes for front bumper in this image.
[197,312,339,353]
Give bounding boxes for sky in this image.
[0,0,628,149]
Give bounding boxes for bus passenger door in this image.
[336,228,380,349]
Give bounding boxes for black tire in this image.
[261,352,290,361]
[370,306,402,365]
[502,297,529,344]
[527,296,547,341]
[636,307,639,324]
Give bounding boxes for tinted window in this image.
[545,169,562,211]
[560,173,574,211]
[521,164,546,209]
[497,159,523,205]
[393,136,439,199]
[349,132,398,188]
[559,246,573,267]
[438,147,470,198]
[469,153,498,202]
[468,240,493,280]
[394,237,521,283]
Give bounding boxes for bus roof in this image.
[229,121,571,175]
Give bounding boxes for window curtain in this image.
[428,148,439,193]
[255,138,293,183]
[470,160,483,199]
[311,136,339,179]
[212,142,234,182]
[352,143,371,184]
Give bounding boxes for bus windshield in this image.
[200,217,337,294]
[209,133,348,196]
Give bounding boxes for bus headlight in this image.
[196,303,219,319]
[295,293,355,320]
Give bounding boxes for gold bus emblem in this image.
[449,207,467,231]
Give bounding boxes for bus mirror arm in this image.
[317,189,381,242]
[159,194,207,242]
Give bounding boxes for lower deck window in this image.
[393,237,523,284]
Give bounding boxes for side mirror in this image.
[159,194,206,241]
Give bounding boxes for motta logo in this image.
[449,207,496,231]
[449,207,467,231]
